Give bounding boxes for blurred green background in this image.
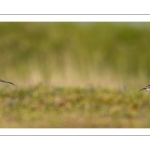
[0,22,150,127]
[1,22,150,89]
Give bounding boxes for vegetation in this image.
[0,22,150,127]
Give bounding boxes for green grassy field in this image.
[0,22,150,127]
[0,85,150,128]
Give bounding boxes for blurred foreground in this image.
[0,85,150,128]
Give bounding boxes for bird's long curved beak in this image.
[139,88,146,91]
[4,81,15,86]
[0,79,15,86]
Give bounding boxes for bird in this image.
[0,79,15,86]
[139,85,150,92]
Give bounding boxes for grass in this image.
[0,84,149,128]
[0,22,150,87]
[0,22,150,127]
